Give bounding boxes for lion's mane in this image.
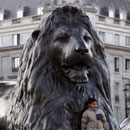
[7,6,120,130]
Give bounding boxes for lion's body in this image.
[4,6,121,130]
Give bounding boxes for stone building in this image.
[0,0,130,124]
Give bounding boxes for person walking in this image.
[81,98,106,130]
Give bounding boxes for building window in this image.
[126,36,130,46]
[0,12,3,21]
[12,57,20,72]
[125,59,130,70]
[109,10,114,18]
[127,108,130,117]
[52,0,57,5]
[99,31,105,42]
[114,57,119,72]
[13,34,20,45]
[37,7,43,15]
[125,84,130,102]
[128,86,130,102]
[17,10,23,18]
[115,83,119,102]
[115,107,119,122]
[120,12,126,20]
[114,34,119,45]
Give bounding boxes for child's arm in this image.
[81,111,89,130]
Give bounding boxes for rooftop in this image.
[0,0,130,19]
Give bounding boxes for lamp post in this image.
[123,88,129,118]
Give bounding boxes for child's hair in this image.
[88,98,97,105]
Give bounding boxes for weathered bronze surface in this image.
[0,5,126,130]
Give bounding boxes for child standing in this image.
[81,98,106,130]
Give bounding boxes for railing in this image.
[115,68,119,72]
[0,15,42,28]
[12,68,19,72]
[32,15,41,22]
[98,15,130,27]
[98,15,105,22]
[114,19,120,24]
[12,18,21,24]
[126,21,130,26]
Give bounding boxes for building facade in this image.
[0,0,130,124]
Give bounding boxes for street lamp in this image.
[123,88,129,118]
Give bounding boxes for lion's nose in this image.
[75,47,89,55]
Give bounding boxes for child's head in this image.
[88,98,97,110]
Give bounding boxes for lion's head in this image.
[7,6,120,130]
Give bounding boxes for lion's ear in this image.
[32,29,40,40]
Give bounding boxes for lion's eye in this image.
[83,35,91,42]
[55,34,69,42]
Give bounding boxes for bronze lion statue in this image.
[0,5,122,130]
